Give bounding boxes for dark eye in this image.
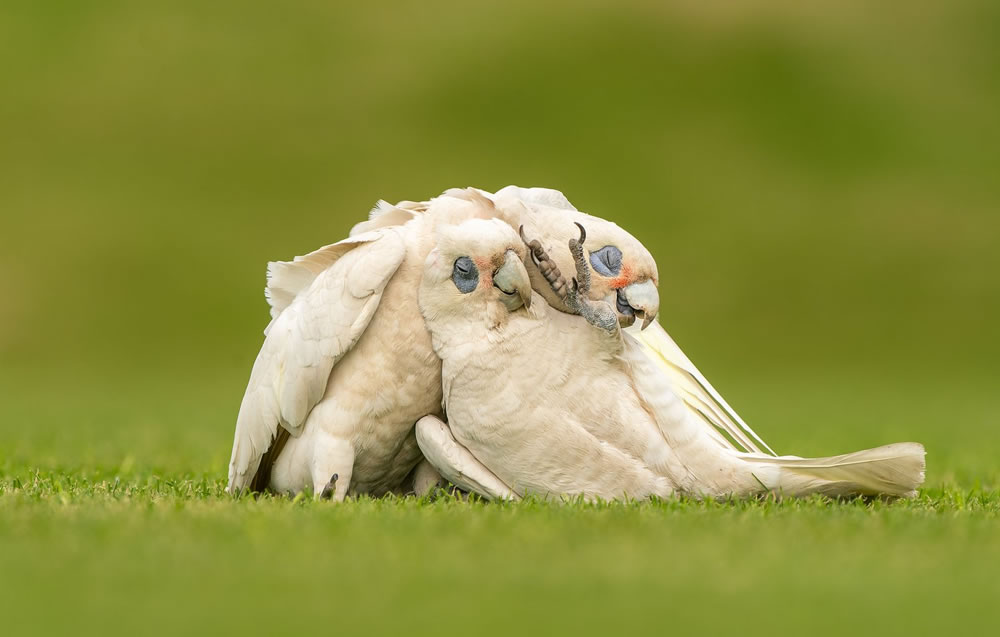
[589,245,622,277]
[452,256,479,293]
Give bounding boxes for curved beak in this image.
[493,250,532,311]
[620,279,659,330]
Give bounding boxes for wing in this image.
[348,199,425,237]
[227,228,408,492]
[626,319,777,456]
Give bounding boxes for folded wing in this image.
[227,229,407,493]
[628,320,777,455]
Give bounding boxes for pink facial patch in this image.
[475,258,492,288]
[610,263,634,289]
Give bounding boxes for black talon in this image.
[320,473,339,500]
[520,225,545,266]
[568,223,592,297]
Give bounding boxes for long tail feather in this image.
[737,442,926,498]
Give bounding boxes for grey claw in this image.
[568,223,591,297]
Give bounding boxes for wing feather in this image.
[349,200,422,237]
[227,228,407,492]
[264,231,387,328]
[627,320,778,456]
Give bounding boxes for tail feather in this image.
[738,442,926,498]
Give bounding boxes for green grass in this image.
[2,1,999,634]
[2,473,999,636]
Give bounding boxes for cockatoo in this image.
[415,218,674,500]
[415,216,927,500]
[227,187,662,498]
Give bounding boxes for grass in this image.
[2,472,998,636]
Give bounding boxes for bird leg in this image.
[566,223,620,332]
[415,415,521,501]
[519,224,619,333]
[310,431,354,501]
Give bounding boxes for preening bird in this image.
[415,216,927,500]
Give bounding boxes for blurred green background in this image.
[1,1,998,634]
[2,0,997,480]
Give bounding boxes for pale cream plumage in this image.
[417,218,676,500]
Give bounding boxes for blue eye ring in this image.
[452,256,479,293]
[589,245,623,277]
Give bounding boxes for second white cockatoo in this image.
[415,217,927,500]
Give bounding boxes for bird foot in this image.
[519,224,619,332]
[520,225,570,301]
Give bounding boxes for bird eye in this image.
[452,257,479,293]
[589,245,623,277]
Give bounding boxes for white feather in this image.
[227,228,407,492]
[623,328,926,498]
[627,320,776,455]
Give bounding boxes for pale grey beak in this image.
[622,279,659,330]
[493,250,532,311]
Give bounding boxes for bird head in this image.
[419,218,533,333]
[569,211,659,330]
[493,189,660,330]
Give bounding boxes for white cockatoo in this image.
[415,218,674,500]
[415,216,926,500]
